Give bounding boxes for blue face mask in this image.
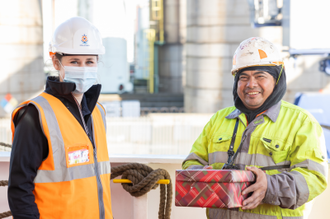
[61,66,98,94]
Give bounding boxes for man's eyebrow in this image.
[239,72,249,76]
[252,71,268,75]
[240,71,268,76]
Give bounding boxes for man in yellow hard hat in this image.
[182,37,328,218]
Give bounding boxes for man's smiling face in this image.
[237,70,276,111]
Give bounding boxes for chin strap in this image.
[276,64,284,85]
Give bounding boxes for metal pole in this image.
[146,30,155,94]
[154,44,159,93]
[52,0,55,33]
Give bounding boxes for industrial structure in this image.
[133,0,330,113]
[0,1,330,219]
[0,0,44,117]
[0,0,330,116]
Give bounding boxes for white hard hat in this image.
[49,17,105,56]
[231,37,283,75]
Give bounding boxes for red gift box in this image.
[175,169,255,208]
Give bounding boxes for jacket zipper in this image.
[72,95,105,219]
[72,95,89,135]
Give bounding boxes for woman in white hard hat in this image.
[8,17,113,219]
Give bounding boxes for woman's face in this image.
[52,55,98,81]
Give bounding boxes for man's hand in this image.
[241,166,267,210]
[203,165,213,169]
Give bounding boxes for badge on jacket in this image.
[68,149,89,165]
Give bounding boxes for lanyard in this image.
[226,119,239,163]
[221,118,290,170]
[222,119,244,170]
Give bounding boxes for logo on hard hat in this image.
[81,34,88,44]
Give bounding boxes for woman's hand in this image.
[203,165,213,169]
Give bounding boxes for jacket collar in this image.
[45,76,101,114]
[226,101,282,123]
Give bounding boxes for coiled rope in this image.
[0,142,11,218]
[0,212,11,219]
[0,142,11,148]
[0,180,8,187]
[111,163,172,219]
[0,181,11,219]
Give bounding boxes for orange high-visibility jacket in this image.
[11,92,113,219]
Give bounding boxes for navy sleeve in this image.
[8,104,48,219]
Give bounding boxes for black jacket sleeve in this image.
[8,104,48,219]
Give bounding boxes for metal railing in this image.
[0,114,213,155]
[0,118,11,152]
[105,114,211,155]
[140,107,184,116]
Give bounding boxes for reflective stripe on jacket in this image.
[182,101,328,219]
[11,92,113,219]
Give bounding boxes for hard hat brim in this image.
[52,46,105,55]
[231,62,284,76]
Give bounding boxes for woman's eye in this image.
[70,61,78,64]
[87,61,94,64]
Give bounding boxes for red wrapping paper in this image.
[175,169,255,208]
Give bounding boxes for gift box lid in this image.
[176,169,255,183]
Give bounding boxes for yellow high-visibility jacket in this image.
[11,92,113,219]
[182,101,328,219]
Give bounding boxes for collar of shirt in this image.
[225,101,282,123]
[44,76,101,117]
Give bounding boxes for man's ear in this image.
[52,56,61,70]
